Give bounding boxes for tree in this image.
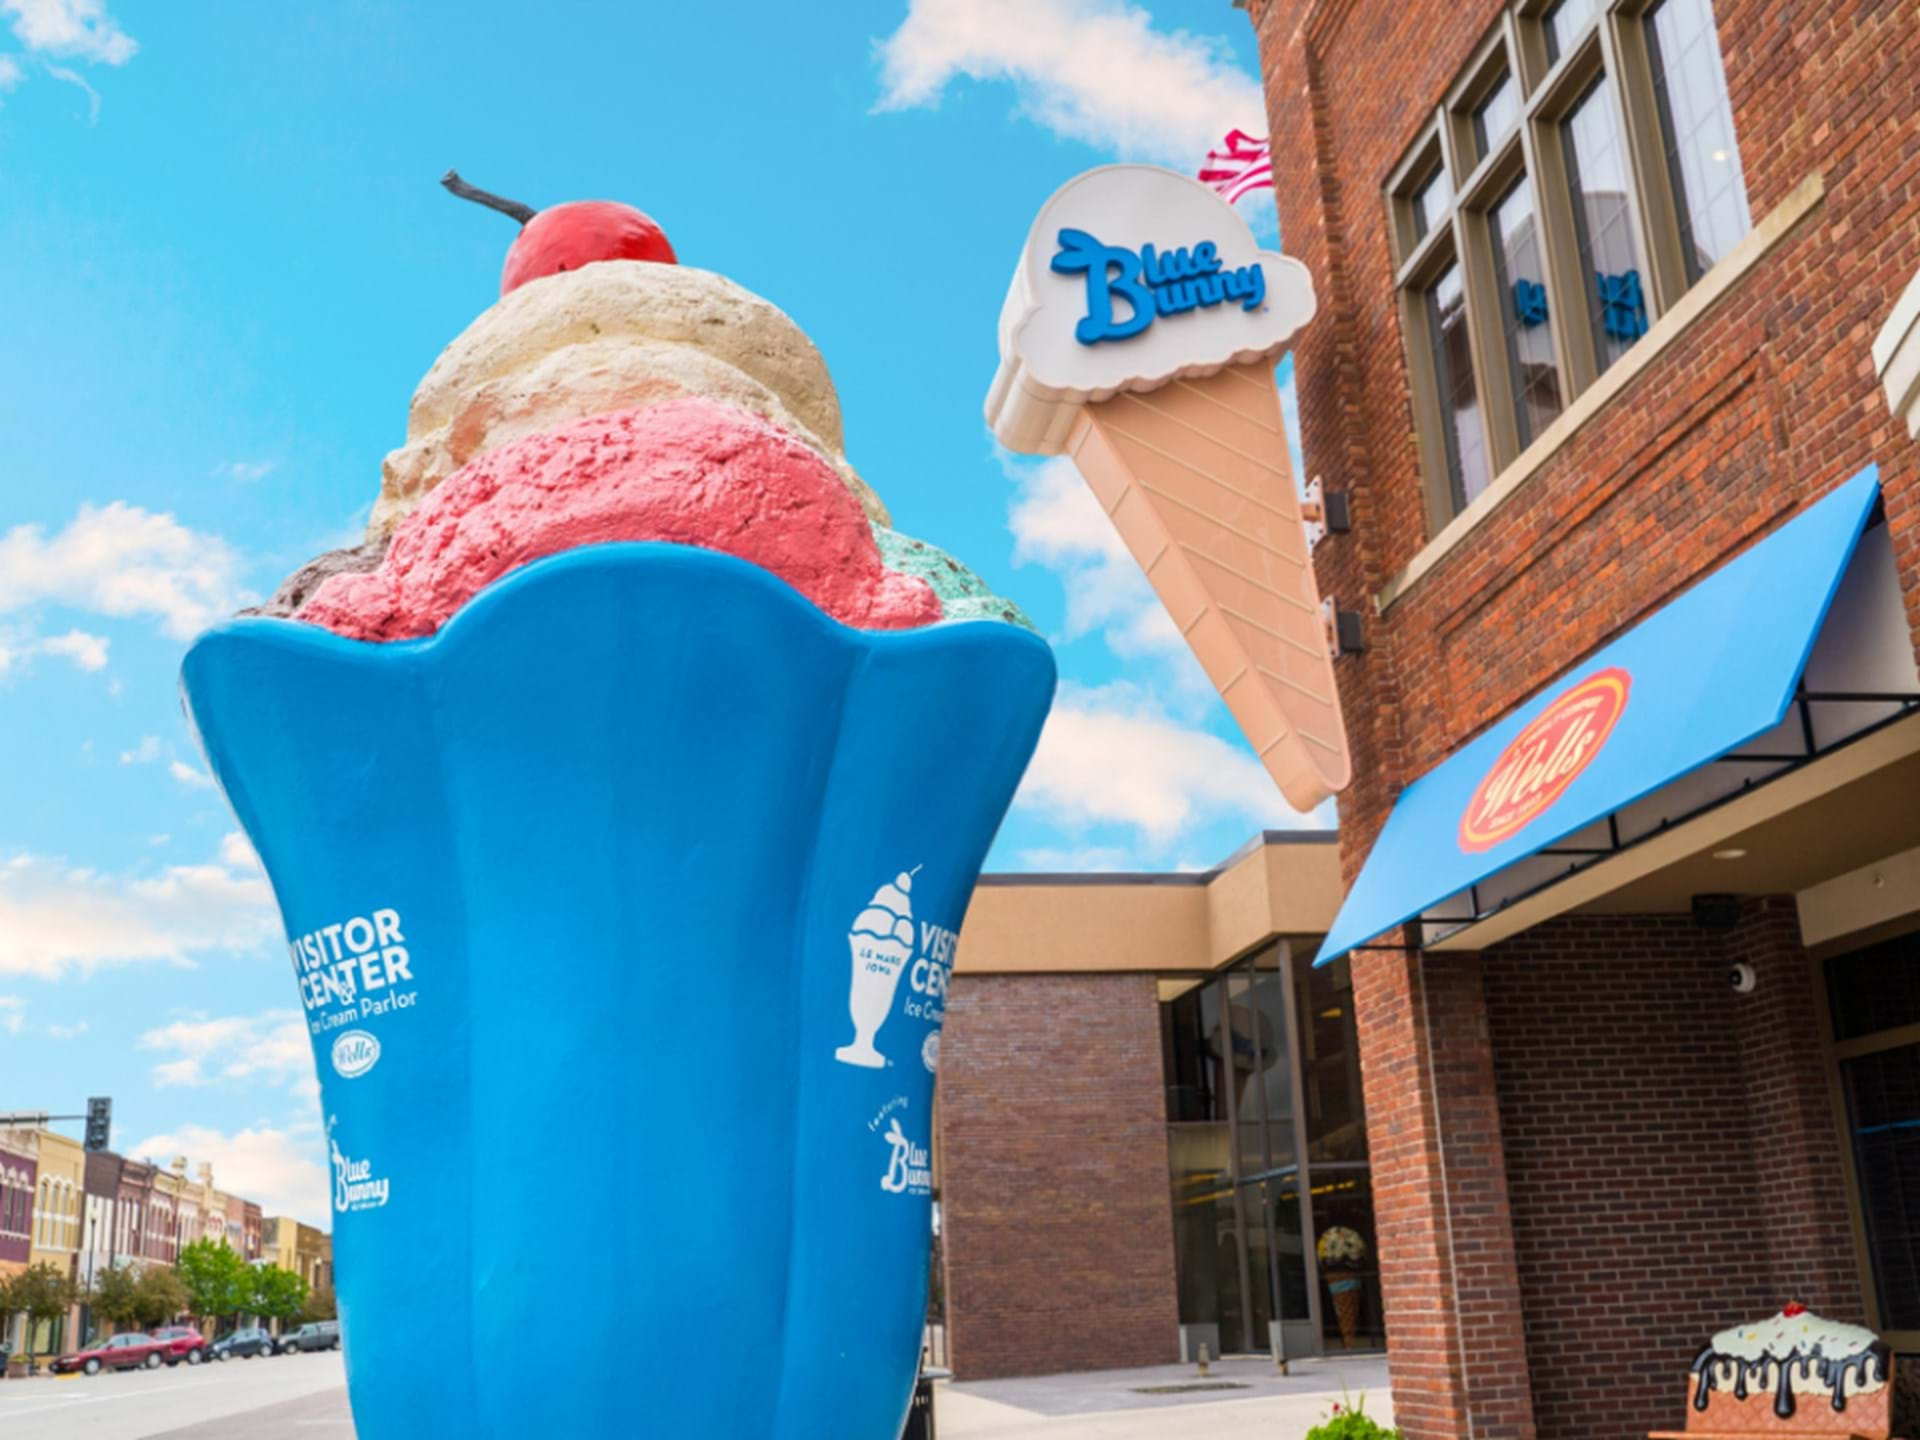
[6,1264,74,1356]
[300,1286,337,1323]
[131,1266,188,1331]
[249,1265,307,1328]
[176,1238,251,1324]
[88,1264,143,1334]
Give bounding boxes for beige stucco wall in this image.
[957,833,1340,975]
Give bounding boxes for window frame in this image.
[1386,0,1749,535]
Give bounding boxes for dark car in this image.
[210,1328,275,1361]
[279,1321,340,1354]
[51,1332,167,1375]
[150,1325,209,1366]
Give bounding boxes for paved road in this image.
[0,1350,1390,1438]
[0,1350,346,1439]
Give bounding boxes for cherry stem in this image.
[440,170,537,227]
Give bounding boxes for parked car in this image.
[279,1321,340,1354]
[51,1332,167,1375]
[210,1328,275,1361]
[150,1325,209,1366]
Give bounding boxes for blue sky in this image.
[0,0,1315,1222]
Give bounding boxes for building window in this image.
[1561,75,1647,373]
[1488,175,1564,448]
[1425,262,1492,510]
[1542,0,1596,63]
[1643,0,1751,282]
[1829,930,1920,1344]
[1388,0,1749,527]
[1161,945,1381,1357]
[1411,166,1451,242]
[1472,69,1520,159]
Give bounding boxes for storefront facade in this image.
[937,832,1386,1378]
[1244,0,1920,1435]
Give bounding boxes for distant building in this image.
[0,1130,37,1355]
[26,1129,84,1353]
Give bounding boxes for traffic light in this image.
[84,1097,111,1153]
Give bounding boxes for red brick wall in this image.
[1479,906,1862,1440]
[937,972,1179,1379]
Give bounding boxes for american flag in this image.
[1198,129,1273,204]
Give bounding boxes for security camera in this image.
[1729,962,1757,994]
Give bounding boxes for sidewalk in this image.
[937,1354,1393,1439]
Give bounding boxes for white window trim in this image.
[1376,169,1825,613]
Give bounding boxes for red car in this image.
[51,1332,167,1375]
[150,1325,209,1366]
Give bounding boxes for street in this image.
[0,1351,349,1439]
[0,1353,1387,1439]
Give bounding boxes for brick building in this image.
[1241,0,1920,1436]
[938,832,1384,1378]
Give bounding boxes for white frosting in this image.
[1704,1310,1884,1398]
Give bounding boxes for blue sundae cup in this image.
[180,544,1055,1439]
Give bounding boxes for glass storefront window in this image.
[1841,1042,1920,1329]
[1829,931,1920,1042]
[1163,945,1378,1356]
[1297,955,1369,1162]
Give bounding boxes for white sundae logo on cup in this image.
[329,1120,391,1214]
[835,869,920,1068]
[879,1118,933,1197]
[330,1029,381,1079]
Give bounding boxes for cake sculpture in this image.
[182,175,1054,1440]
[1677,1305,1891,1435]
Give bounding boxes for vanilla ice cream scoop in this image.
[372,262,888,539]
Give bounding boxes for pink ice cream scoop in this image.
[298,398,942,641]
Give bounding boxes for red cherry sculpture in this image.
[441,170,676,297]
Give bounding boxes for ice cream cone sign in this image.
[986,165,1351,811]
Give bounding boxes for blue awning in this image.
[1317,466,1885,965]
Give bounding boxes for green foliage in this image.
[1305,1395,1400,1440]
[88,1264,144,1331]
[248,1265,308,1324]
[300,1286,337,1323]
[176,1238,252,1320]
[6,1264,74,1329]
[131,1266,189,1330]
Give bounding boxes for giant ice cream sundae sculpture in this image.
[181,174,1054,1439]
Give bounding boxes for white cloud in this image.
[121,735,163,765]
[212,460,276,484]
[1013,682,1314,846]
[873,0,1262,168]
[0,995,22,1033]
[0,502,250,642]
[0,845,276,980]
[46,1020,86,1039]
[130,1125,328,1227]
[169,759,215,789]
[39,628,107,671]
[0,54,22,92]
[140,1008,312,1092]
[42,59,97,120]
[4,0,136,65]
[218,831,261,872]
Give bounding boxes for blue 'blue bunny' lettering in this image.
[1051,229,1267,346]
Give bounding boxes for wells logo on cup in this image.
[1458,667,1631,854]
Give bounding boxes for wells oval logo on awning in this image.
[1458,667,1631,854]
